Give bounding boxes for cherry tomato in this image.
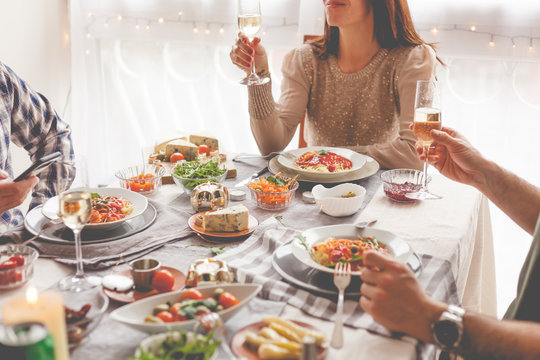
[195,306,211,316]
[198,145,210,156]
[9,255,25,267]
[0,260,18,270]
[218,292,239,309]
[143,182,154,192]
[170,152,185,163]
[156,311,174,323]
[144,173,154,179]
[174,312,188,322]
[152,269,175,293]
[179,288,204,302]
[169,303,183,315]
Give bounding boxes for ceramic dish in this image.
[277,146,367,180]
[311,183,366,217]
[102,266,186,303]
[133,331,218,360]
[41,187,148,231]
[25,203,157,244]
[291,224,413,276]
[110,283,262,333]
[188,212,259,241]
[272,241,422,296]
[268,154,379,184]
[230,320,328,360]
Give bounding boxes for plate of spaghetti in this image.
[42,187,148,231]
[277,147,367,179]
[291,224,413,276]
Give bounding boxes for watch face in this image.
[434,320,459,347]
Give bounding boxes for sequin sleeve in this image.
[247,46,311,155]
[350,45,436,170]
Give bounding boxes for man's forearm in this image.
[476,160,540,235]
[458,312,540,360]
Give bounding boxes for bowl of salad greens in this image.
[171,159,227,195]
[131,330,219,360]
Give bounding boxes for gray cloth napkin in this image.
[31,200,194,269]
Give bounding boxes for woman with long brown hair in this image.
[230,0,439,169]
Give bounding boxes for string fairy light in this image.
[489,34,495,47]
[192,22,198,33]
[117,14,123,22]
[431,26,438,34]
[470,25,476,31]
[219,24,225,34]
[530,38,534,51]
[158,17,164,24]
[205,24,210,35]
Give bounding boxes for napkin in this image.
[32,200,194,269]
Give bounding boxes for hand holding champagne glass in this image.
[237,0,269,85]
[406,80,442,200]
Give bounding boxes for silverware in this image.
[331,262,351,349]
[22,218,62,246]
[354,219,377,229]
[234,166,269,188]
[233,151,296,161]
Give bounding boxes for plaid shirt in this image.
[0,62,74,232]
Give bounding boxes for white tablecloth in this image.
[0,173,495,359]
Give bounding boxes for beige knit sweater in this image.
[247,44,437,170]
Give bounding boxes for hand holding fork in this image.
[331,262,351,349]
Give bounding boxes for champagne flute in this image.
[406,80,442,200]
[238,0,269,85]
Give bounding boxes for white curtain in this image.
[70,0,540,317]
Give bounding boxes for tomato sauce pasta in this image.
[311,236,388,271]
[89,194,134,223]
[295,150,352,173]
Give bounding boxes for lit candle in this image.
[2,286,69,360]
[196,259,220,273]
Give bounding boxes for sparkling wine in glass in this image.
[238,0,269,85]
[58,191,102,291]
[406,81,442,200]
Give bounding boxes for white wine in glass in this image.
[406,81,442,200]
[58,191,102,292]
[238,0,269,85]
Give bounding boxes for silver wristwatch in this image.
[431,305,465,351]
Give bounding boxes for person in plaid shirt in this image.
[0,61,74,233]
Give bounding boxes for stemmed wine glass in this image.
[57,156,102,292]
[237,0,269,85]
[406,80,442,200]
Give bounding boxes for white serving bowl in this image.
[311,183,366,217]
[110,283,261,333]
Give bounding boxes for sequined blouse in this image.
[247,44,436,169]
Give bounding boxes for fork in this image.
[331,262,352,349]
[199,312,240,360]
[233,151,296,162]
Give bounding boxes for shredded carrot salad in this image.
[311,237,388,270]
[246,173,298,206]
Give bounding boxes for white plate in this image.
[110,283,262,333]
[41,187,148,231]
[291,224,413,276]
[277,146,367,180]
[268,154,379,184]
[134,332,218,359]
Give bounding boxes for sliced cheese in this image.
[203,205,249,232]
[154,137,187,154]
[164,139,198,161]
[189,134,219,152]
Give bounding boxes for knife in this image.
[235,166,269,188]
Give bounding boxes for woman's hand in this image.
[411,125,489,188]
[230,33,269,76]
[0,170,39,214]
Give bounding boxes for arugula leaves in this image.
[266,175,287,187]
[295,234,310,251]
[317,150,328,155]
[184,244,226,255]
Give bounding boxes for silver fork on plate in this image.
[199,312,242,360]
[331,262,352,349]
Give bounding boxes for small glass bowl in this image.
[248,177,299,211]
[115,164,165,195]
[171,171,227,195]
[380,169,431,203]
[56,287,109,348]
[0,245,39,290]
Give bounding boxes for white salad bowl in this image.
[311,183,366,217]
[110,283,262,333]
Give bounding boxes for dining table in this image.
[0,155,496,360]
